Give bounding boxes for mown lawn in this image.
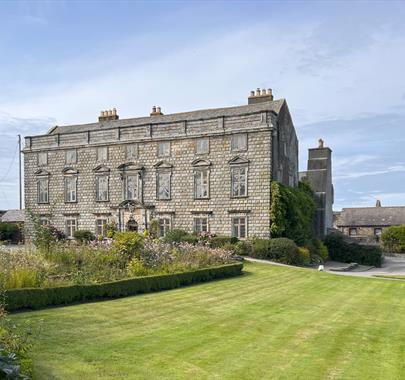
[11,262,405,380]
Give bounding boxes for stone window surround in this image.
[193,216,209,234]
[93,165,111,202]
[96,146,108,162]
[349,227,357,236]
[95,218,108,237]
[158,216,172,237]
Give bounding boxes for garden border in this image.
[6,263,243,312]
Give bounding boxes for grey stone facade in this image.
[23,90,298,239]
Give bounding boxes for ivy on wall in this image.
[270,181,316,245]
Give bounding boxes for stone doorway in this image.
[118,200,153,233]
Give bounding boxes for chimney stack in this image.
[150,105,163,116]
[248,87,274,104]
[376,199,382,208]
[99,108,119,122]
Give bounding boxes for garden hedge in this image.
[6,263,243,312]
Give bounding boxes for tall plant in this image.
[270,181,316,245]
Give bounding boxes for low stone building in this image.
[334,201,405,243]
[23,89,299,239]
[0,209,25,243]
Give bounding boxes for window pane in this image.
[158,172,170,199]
[65,177,77,202]
[126,175,138,200]
[194,170,209,198]
[96,176,109,201]
[38,178,48,203]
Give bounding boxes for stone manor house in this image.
[23,89,300,239]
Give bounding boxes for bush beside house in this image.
[381,225,405,253]
[324,233,382,267]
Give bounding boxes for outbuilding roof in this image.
[336,206,405,227]
[0,209,25,223]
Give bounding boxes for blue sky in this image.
[0,0,404,210]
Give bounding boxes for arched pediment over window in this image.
[34,169,50,176]
[191,158,212,167]
[154,161,173,169]
[93,164,110,174]
[117,162,144,172]
[62,167,79,175]
[228,156,250,165]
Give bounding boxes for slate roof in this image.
[336,206,405,227]
[1,209,25,223]
[48,99,286,135]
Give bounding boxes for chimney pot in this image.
[250,90,255,97]
[157,106,161,113]
[256,88,261,96]
[113,108,117,116]
[376,199,382,207]
[318,138,324,148]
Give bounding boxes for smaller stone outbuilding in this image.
[334,201,405,244]
[0,209,25,243]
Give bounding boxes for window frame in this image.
[349,227,357,236]
[124,173,139,201]
[230,166,248,198]
[65,218,77,239]
[193,217,209,234]
[231,216,247,239]
[64,176,78,203]
[195,137,209,155]
[374,227,382,237]
[95,218,108,237]
[156,171,171,200]
[95,174,109,202]
[194,168,210,199]
[230,134,248,152]
[37,177,49,204]
[158,217,171,237]
[157,141,170,158]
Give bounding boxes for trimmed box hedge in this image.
[6,263,243,312]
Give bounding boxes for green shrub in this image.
[112,232,144,262]
[324,233,382,267]
[164,229,190,243]
[73,230,95,243]
[234,240,253,256]
[210,236,238,248]
[297,247,311,265]
[127,258,150,277]
[251,238,300,265]
[0,222,20,243]
[305,239,329,263]
[381,225,405,253]
[5,263,244,312]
